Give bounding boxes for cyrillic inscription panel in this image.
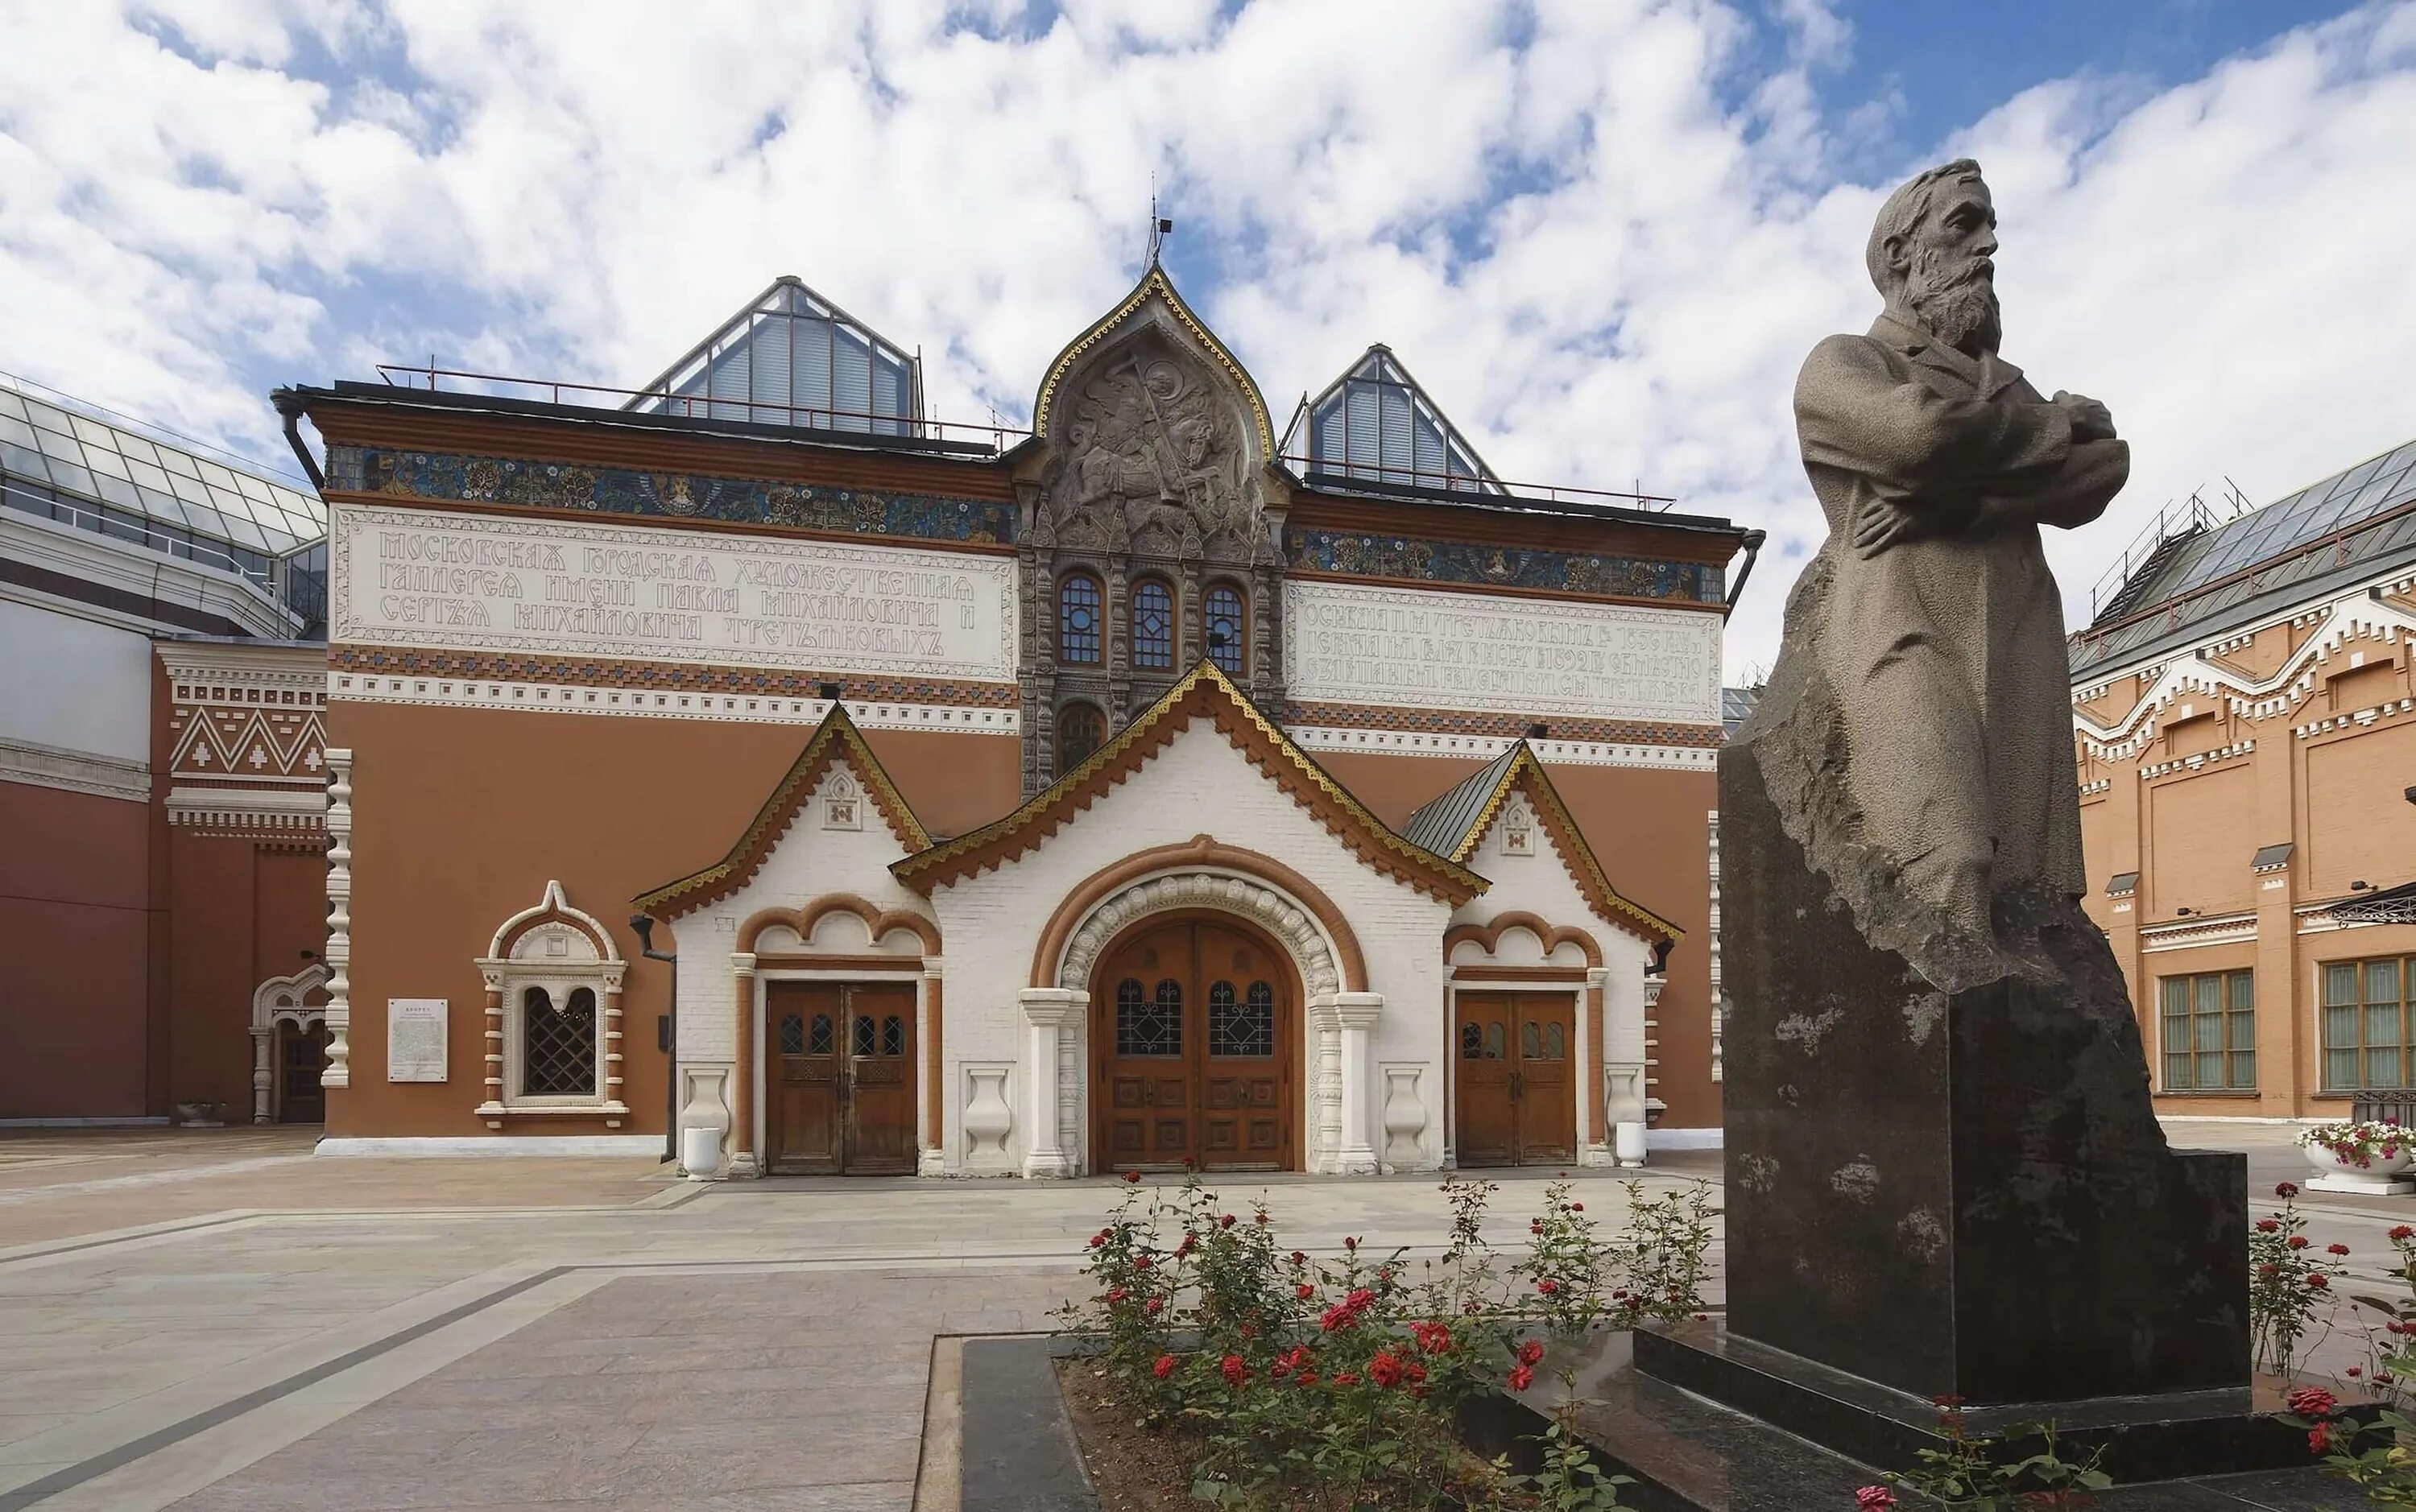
[331,505,1016,681]
[1282,579,1720,725]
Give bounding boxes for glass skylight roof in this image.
[2071,432,2416,677]
[0,372,325,552]
[1297,346,1502,494]
[628,278,921,436]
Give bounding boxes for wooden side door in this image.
[1513,994,1578,1165]
[1454,993,1516,1167]
[844,983,919,1174]
[277,1022,329,1123]
[1196,922,1290,1171]
[1098,922,1199,1170]
[767,981,844,1175]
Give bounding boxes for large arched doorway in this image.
[1090,913,1298,1172]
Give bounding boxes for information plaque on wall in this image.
[387,998,448,1082]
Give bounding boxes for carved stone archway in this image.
[251,964,329,1125]
[1021,859,1380,1177]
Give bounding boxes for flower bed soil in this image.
[1056,1355,1212,1511]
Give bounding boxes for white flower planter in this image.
[2302,1142,2415,1179]
[2299,1126,2416,1196]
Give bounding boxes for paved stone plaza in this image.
[0,1122,2398,1510]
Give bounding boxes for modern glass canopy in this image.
[1292,345,1502,495]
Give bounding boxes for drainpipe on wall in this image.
[1724,529,1768,610]
[630,915,676,1166]
[269,389,325,491]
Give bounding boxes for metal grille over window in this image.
[1208,979,1275,1057]
[629,279,921,436]
[1057,703,1105,771]
[523,986,597,1096]
[779,1013,806,1056]
[2324,957,2411,1091]
[1132,580,1174,670]
[1115,977,1182,1057]
[808,1013,834,1056]
[1204,585,1245,675]
[852,1014,878,1058]
[881,1014,905,1057]
[1461,1022,1483,1059]
[1484,1022,1506,1060]
[1542,1022,1567,1060]
[1059,573,1103,665]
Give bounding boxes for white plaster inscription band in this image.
[387,998,449,1082]
[1282,579,1722,725]
[331,503,1017,682]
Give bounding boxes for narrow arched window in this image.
[1131,579,1174,670]
[1058,572,1102,666]
[1057,702,1104,771]
[1204,584,1245,675]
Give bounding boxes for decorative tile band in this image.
[1285,528,1721,604]
[1284,699,1723,750]
[1286,725,1715,771]
[328,444,1018,547]
[328,645,1020,708]
[329,671,1022,735]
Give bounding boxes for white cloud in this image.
[2,0,2412,674]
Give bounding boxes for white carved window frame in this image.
[474,880,630,1127]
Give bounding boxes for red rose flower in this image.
[1221,1353,1247,1386]
[1334,1371,1360,1386]
[2255,1219,2280,1233]
[1133,1255,1152,1270]
[1507,1364,1535,1391]
[1369,1350,1405,1388]
[1517,1340,1545,1367]
[1570,1202,1584,1212]
[1107,1287,1127,1303]
[2393,1225,2414,1241]
[1856,1489,1897,1510]
[1297,1283,1314,1299]
[1125,1171,1143,1183]
[1343,1236,1358,1251]
[2308,1274,2329,1291]
[1090,1232,1107,1248]
[1218,1213,1236,1229]
[2257,1264,2280,1279]
[1537,1279,1559,1295]
[1346,1287,1376,1312]
[1290,1250,1306,1265]
[1153,1354,1176,1379]
[2349,1366,2364,1378]
[2310,1423,2331,1455]
[2329,1243,2351,1256]
[1145,1296,1164,1315]
[2277,1182,2300,1198]
[2286,1385,2338,1417]
[2288,1236,2310,1250]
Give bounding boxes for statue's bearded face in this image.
[1901,178,2001,356]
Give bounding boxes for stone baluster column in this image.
[730,953,758,1176]
[250,1028,274,1124]
[1332,992,1383,1175]
[1308,996,1342,1173]
[1020,989,1078,1176]
[321,748,353,1089]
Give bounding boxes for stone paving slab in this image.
[159,1269,1078,1512]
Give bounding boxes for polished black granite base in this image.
[1638,1319,2354,1481]
[1463,1329,2360,1512]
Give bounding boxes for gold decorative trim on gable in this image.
[1031,266,1277,461]
[633,704,929,917]
[892,659,1484,901]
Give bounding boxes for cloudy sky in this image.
[3,0,2412,674]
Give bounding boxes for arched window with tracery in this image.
[1204,584,1245,675]
[1057,702,1105,772]
[1057,572,1103,666]
[1131,579,1174,671]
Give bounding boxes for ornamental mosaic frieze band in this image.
[1286,527,1722,604]
[325,646,1020,707]
[327,444,1018,547]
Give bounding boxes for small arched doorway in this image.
[1090,912,1298,1172]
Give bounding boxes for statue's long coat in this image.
[1786,311,2128,911]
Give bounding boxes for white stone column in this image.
[321,748,353,1089]
[1020,989,1078,1177]
[1308,995,1342,1174]
[918,958,945,1176]
[1332,992,1382,1175]
[250,1028,275,1124]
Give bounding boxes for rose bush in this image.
[1057,1171,1715,1509]
[2250,1182,2350,1377]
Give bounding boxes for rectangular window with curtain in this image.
[2158,969,2255,1091]
[2323,956,2414,1091]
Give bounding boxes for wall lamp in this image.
[2173,907,2197,917]
[2352,881,2374,893]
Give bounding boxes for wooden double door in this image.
[1454,992,1577,1167]
[765,980,919,1175]
[1094,917,1296,1172]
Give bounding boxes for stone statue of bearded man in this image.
[1744,159,2130,985]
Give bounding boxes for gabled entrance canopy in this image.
[892,660,1484,904]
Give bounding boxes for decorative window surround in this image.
[474,881,630,1128]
